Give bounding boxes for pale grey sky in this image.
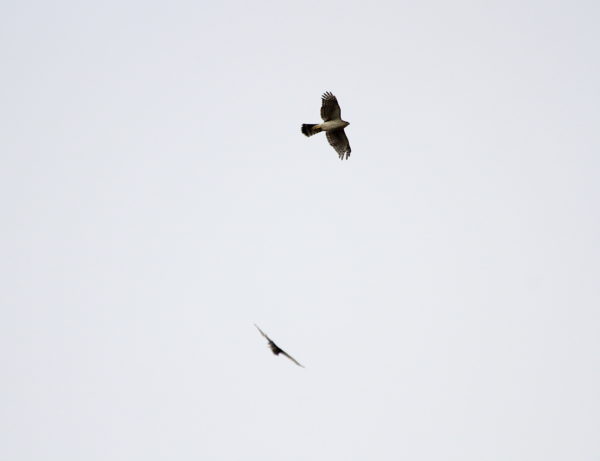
[1,1,599,460]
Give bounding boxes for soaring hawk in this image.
[254,324,304,368]
[302,91,351,160]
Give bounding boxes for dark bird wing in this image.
[326,129,351,160]
[254,324,271,341]
[320,91,342,121]
[280,350,305,368]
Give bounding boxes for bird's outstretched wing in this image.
[326,129,351,159]
[254,324,270,341]
[321,91,341,121]
[280,350,304,368]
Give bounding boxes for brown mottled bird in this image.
[254,324,304,368]
[302,91,351,160]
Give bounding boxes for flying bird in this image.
[302,91,351,160]
[254,324,304,368]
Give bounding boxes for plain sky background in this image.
[1,1,599,460]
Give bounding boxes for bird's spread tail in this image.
[301,123,321,137]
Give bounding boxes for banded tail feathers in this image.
[301,124,322,137]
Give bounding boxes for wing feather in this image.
[320,91,341,121]
[326,129,351,160]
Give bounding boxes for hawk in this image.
[254,324,304,368]
[302,91,351,160]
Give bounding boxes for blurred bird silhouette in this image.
[254,324,304,368]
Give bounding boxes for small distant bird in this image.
[302,91,351,160]
[254,324,304,368]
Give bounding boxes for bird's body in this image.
[255,324,304,368]
[320,120,349,131]
[268,343,283,355]
[302,91,351,160]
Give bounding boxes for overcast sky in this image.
[2,1,599,460]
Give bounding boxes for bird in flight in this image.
[254,324,304,368]
[302,91,351,160]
